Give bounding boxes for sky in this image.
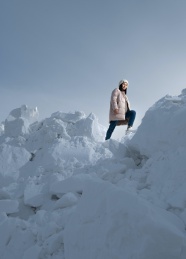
[1,0,186,135]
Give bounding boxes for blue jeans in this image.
[105,110,136,140]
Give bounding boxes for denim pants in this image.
[105,110,136,140]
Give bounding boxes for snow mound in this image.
[51,110,86,123]
[51,111,106,142]
[129,88,186,156]
[64,180,186,259]
[120,88,186,230]
[4,105,39,137]
[1,91,186,259]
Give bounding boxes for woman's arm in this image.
[111,88,119,113]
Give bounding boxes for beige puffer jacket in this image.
[109,88,130,122]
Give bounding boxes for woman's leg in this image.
[105,121,118,140]
[125,110,136,127]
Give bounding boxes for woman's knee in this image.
[130,110,136,115]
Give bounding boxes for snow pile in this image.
[129,88,186,156]
[4,104,39,137]
[64,179,186,259]
[0,89,186,259]
[124,89,186,222]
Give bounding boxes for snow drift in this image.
[0,89,186,259]
[129,88,186,156]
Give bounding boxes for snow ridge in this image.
[0,89,186,259]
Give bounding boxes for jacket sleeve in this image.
[111,88,119,110]
[125,95,131,110]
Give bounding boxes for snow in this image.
[0,89,186,258]
[0,200,19,214]
[129,89,186,156]
[64,180,186,259]
[4,105,39,137]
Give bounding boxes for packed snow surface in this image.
[0,89,186,259]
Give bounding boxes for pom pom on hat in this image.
[118,79,129,86]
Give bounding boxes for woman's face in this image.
[121,82,128,90]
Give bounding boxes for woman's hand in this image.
[114,109,119,114]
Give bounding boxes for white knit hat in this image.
[118,79,129,86]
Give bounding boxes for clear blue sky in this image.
[1,0,186,135]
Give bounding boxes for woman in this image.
[105,79,136,140]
